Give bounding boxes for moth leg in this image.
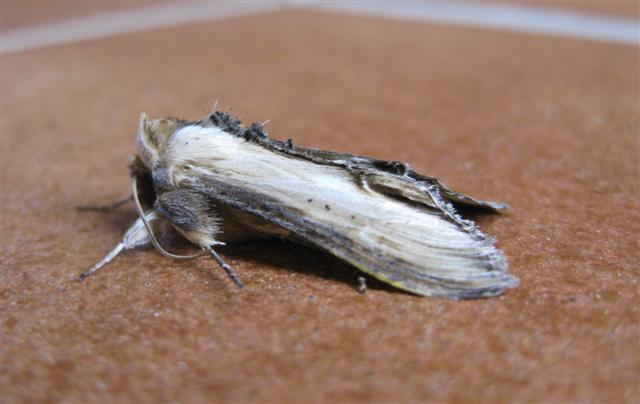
[206,246,244,288]
[80,242,125,279]
[76,195,132,212]
[80,210,165,279]
[154,189,244,288]
[357,276,367,294]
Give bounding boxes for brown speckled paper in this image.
[1,9,638,403]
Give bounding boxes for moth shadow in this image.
[219,239,407,295]
[108,208,139,232]
[82,204,501,295]
[455,206,505,228]
[75,202,139,237]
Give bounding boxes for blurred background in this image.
[2,1,638,403]
[3,1,638,49]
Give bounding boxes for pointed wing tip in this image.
[485,201,509,212]
[433,274,519,300]
[495,203,509,211]
[478,274,520,298]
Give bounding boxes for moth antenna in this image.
[76,195,132,212]
[132,178,205,260]
[206,246,244,288]
[261,119,270,127]
[210,100,219,114]
[79,242,125,279]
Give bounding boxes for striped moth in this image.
[81,109,518,299]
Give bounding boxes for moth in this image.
[81,108,518,299]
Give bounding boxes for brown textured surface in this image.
[1,9,639,404]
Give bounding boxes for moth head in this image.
[136,113,184,169]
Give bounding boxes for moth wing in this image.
[185,173,515,299]
[164,123,517,299]
[199,176,516,298]
[253,141,508,213]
